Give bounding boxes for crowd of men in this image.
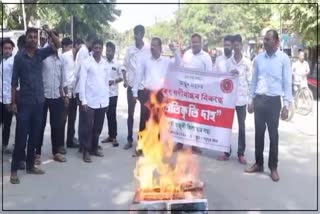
[1,24,311,184]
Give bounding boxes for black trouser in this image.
[224,105,247,157]
[0,102,13,147]
[138,90,151,132]
[254,95,281,170]
[127,87,144,142]
[79,107,106,152]
[106,96,118,139]
[62,95,78,146]
[37,98,64,155]
[11,103,44,171]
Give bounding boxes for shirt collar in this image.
[231,55,244,65]
[90,55,104,64]
[264,49,280,58]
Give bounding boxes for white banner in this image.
[163,67,238,152]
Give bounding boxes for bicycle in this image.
[286,84,314,121]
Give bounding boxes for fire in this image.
[134,92,202,201]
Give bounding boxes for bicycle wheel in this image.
[296,88,313,115]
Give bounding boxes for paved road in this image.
[1,86,318,213]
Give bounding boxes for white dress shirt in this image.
[182,49,213,73]
[215,54,232,73]
[250,50,292,107]
[61,50,77,97]
[123,44,150,89]
[42,55,63,99]
[0,56,14,104]
[292,60,310,87]
[132,51,181,97]
[75,44,90,94]
[106,59,125,97]
[226,55,252,106]
[79,56,109,109]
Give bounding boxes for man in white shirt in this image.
[0,39,15,154]
[217,34,252,164]
[37,32,66,163]
[78,39,109,163]
[101,41,124,147]
[215,35,233,73]
[175,33,212,154]
[132,37,181,156]
[292,49,310,94]
[60,38,82,150]
[182,33,212,73]
[123,25,151,150]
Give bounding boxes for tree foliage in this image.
[1,0,121,39]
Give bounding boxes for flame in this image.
[134,92,200,201]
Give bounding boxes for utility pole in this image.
[21,0,27,31]
[71,16,74,42]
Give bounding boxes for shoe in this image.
[270,169,280,182]
[123,141,133,150]
[34,155,41,165]
[18,161,26,170]
[191,146,202,154]
[111,139,119,147]
[101,137,113,143]
[132,149,143,157]
[10,173,20,184]
[97,145,103,151]
[90,149,104,157]
[83,151,92,163]
[67,142,79,148]
[26,167,45,174]
[238,156,247,165]
[245,163,264,173]
[173,143,183,152]
[217,154,229,161]
[53,153,67,162]
[58,147,67,154]
[2,145,12,154]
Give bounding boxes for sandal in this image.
[10,175,20,184]
[53,153,67,162]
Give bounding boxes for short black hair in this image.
[266,29,279,41]
[191,33,202,41]
[106,41,116,52]
[232,34,242,43]
[74,38,84,47]
[17,35,26,49]
[134,25,145,35]
[224,35,233,43]
[91,39,103,47]
[151,37,162,47]
[2,39,15,48]
[61,37,73,47]
[26,27,38,36]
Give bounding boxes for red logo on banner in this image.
[220,79,233,93]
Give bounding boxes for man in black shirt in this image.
[10,27,61,184]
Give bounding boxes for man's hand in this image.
[80,104,88,112]
[281,106,289,120]
[132,96,138,104]
[63,97,69,108]
[247,104,254,114]
[11,103,17,114]
[123,80,128,88]
[230,69,239,76]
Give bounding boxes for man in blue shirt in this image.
[245,30,292,182]
[10,27,61,184]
